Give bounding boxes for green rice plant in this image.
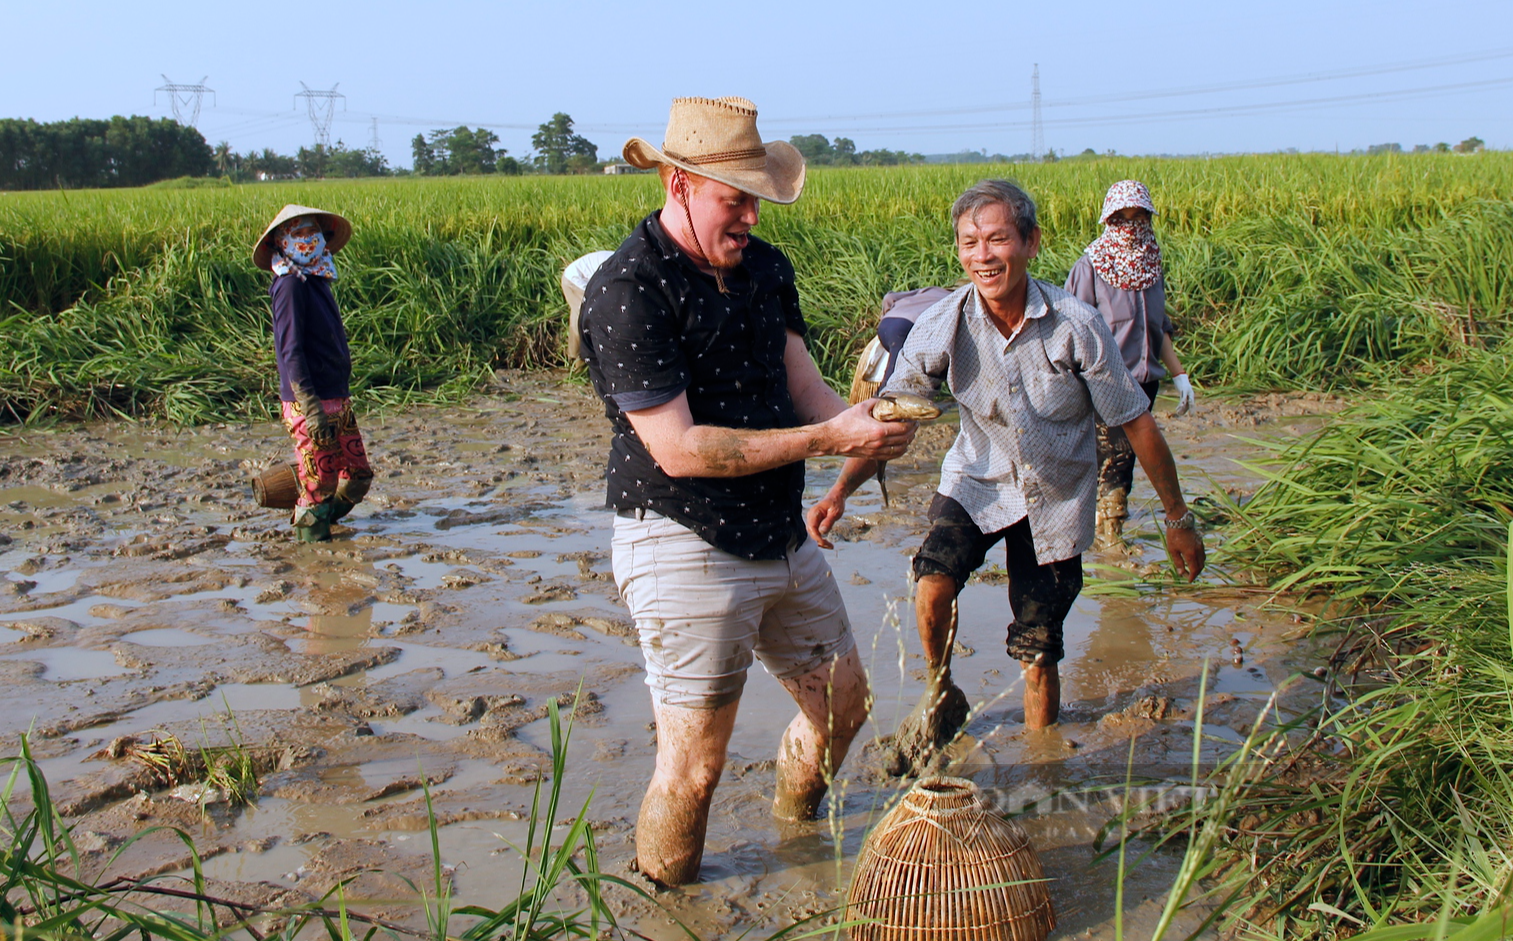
[3,153,1510,423]
[1142,351,1513,937]
[448,693,615,941]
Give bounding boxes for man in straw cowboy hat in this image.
[253,204,373,543]
[578,96,919,887]
[809,179,1205,770]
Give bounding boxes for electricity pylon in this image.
[1031,64,1044,161]
[155,75,215,128]
[295,82,346,149]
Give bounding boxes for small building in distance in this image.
[603,163,646,175]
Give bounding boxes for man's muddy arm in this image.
[625,395,911,479]
[805,457,880,549]
[783,329,850,424]
[1122,411,1206,580]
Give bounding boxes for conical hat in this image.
[252,204,353,270]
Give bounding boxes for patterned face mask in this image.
[271,217,339,281]
[1086,213,1162,292]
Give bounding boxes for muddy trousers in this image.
[280,398,374,510]
[1095,381,1159,542]
[913,495,1083,664]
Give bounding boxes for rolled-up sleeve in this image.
[581,269,690,413]
[1075,311,1150,427]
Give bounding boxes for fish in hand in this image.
[870,393,942,507]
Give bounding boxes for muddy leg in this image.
[1096,487,1129,549]
[1022,658,1061,730]
[1096,418,1136,549]
[773,647,870,821]
[893,574,970,771]
[636,699,739,887]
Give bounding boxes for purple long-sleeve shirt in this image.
[269,274,352,402]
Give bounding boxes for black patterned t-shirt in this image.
[579,212,809,560]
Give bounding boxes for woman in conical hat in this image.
[1065,180,1193,549]
[253,204,372,543]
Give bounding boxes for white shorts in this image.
[611,511,856,709]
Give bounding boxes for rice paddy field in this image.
[5,154,1513,938]
[2,152,1511,422]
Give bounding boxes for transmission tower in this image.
[368,118,382,152]
[1031,64,1044,161]
[155,75,215,128]
[294,82,345,149]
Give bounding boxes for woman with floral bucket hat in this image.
[1065,180,1194,549]
[253,204,373,543]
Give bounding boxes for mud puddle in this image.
[0,373,1343,938]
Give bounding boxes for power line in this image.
[812,74,1513,137]
[179,44,1513,153]
[756,45,1513,127]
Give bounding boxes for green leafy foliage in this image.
[0,116,213,190]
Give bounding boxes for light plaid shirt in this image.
[883,279,1150,564]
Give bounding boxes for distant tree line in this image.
[0,116,211,189]
[410,113,598,176]
[1366,137,1486,155]
[788,134,924,166]
[214,140,391,182]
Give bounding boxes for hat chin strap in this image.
[674,169,730,295]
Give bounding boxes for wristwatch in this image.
[1164,509,1199,531]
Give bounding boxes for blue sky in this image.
[4,0,1508,168]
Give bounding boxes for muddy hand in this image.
[869,394,941,507]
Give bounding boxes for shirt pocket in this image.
[1024,370,1088,422]
[1098,284,1138,325]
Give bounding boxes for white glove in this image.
[1171,374,1195,417]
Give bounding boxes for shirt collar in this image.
[644,211,753,288]
[970,278,1047,343]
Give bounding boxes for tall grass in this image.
[1170,352,1513,936]
[3,152,1510,422]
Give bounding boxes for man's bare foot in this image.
[891,679,970,776]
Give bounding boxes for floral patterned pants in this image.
[280,398,373,509]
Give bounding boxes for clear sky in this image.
[5,0,1508,169]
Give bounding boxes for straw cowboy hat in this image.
[252,204,353,270]
[623,97,805,205]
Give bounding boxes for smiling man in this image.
[808,179,1205,770]
[578,96,917,887]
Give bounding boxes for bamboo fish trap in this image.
[847,776,1055,941]
[251,463,301,510]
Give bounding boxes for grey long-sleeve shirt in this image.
[1064,254,1174,384]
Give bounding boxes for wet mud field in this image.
[0,371,1342,939]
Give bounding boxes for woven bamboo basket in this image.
[847,776,1054,941]
[251,463,301,510]
[848,335,887,405]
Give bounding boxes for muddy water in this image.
[0,373,1340,938]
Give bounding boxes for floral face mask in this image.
[271,217,339,281]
